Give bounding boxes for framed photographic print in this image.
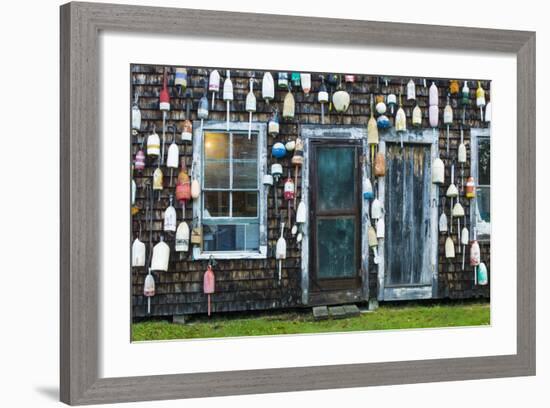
[60,2,535,405]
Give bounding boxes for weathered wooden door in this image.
[383,143,434,299]
[309,140,361,303]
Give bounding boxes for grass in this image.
[132,301,490,341]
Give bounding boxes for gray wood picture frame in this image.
[60,2,536,405]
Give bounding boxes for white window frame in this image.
[470,127,491,241]
[192,121,268,260]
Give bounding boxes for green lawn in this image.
[132,301,490,341]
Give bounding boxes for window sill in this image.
[192,246,268,260]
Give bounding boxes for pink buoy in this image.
[203,264,215,316]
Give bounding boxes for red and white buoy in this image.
[246,77,256,140]
[223,70,233,131]
[208,69,220,106]
[203,261,215,316]
[284,173,295,228]
[144,269,155,314]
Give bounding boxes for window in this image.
[471,128,491,240]
[193,122,267,259]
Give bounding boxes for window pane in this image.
[202,223,259,251]
[204,161,230,188]
[233,161,258,189]
[317,147,356,211]
[204,132,229,160]
[233,192,258,217]
[475,186,491,238]
[203,191,229,217]
[478,138,490,185]
[316,217,356,278]
[233,132,257,160]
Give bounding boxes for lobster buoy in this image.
[367,95,379,146]
[300,73,311,94]
[147,128,160,157]
[198,89,209,121]
[262,71,275,103]
[439,211,448,233]
[444,95,453,153]
[134,149,145,172]
[276,224,287,281]
[278,72,289,89]
[203,264,215,316]
[291,72,301,88]
[296,201,306,224]
[223,70,233,131]
[285,140,296,152]
[283,176,295,201]
[175,221,189,252]
[159,69,170,112]
[363,178,374,200]
[344,74,356,83]
[461,226,469,269]
[268,109,280,136]
[164,196,177,232]
[272,142,286,158]
[407,79,416,100]
[465,176,476,199]
[461,81,470,106]
[262,174,273,187]
[332,88,350,113]
[271,163,283,180]
[151,238,170,271]
[132,237,146,267]
[458,127,467,164]
[477,262,488,285]
[445,236,455,258]
[432,157,444,184]
[131,93,141,132]
[283,88,295,120]
[377,115,391,129]
[174,67,187,93]
[449,80,460,95]
[395,94,406,146]
[429,82,439,107]
[175,163,191,217]
[374,152,385,177]
[387,93,397,115]
[181,119,192,143]
[470,239,480,267]
[208,69,220,105]
[166,128,179,170]
[476,81,486,121]
[191,178,200,199]
[375,95,386,115]
[371,198,382,219]
[246,78,257,139]
[144,271,155,313]
[412,104,422,127]
[153,167,163,192]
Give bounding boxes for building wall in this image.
[131,64,490,318]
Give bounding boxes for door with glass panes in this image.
[309,140,361,292]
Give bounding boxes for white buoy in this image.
[445,236,455,259]
[376,217,385,239]
[144,270,155,314]
[432,157,444,184]
[223,70,233,131]
[163,195,177,232]
[458,127,467,191]
[368,222,380,264]
[276,223,287,282]
[175,222,190,252]
[151,237,170,271]
[461,226,469,269]
[395,93,406,147]
[407,79,416,100]
[439,211,448,233]
[452,199,465,243]
[131,92,141,133]
[296,201,306,224]
[444,95,453,154]
[318,76,329,124]
[262,71,274,103]
[132,237,146,267]
[246,78,256,140]
[300,73,311,94]
[371,198,382,219]
[208,69,220,107]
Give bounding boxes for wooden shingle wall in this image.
[131,64,490,318]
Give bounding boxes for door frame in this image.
[377,128,440,301]
[309,139,362,291]
[299,125,369,305]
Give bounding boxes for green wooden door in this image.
[310,141,361,291]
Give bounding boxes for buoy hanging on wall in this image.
[387,92,397,115]
[144,270,155,314]
[166,126,179,185]
[407,79,416,100]
[476,81,486,121]
[449,80,460,95]
[246,77,257,140]
[371,198,382,219]
[134,149,145,172]
[300,73,311,94]
[131,93,141,133]
[159,68,171,112]
[477,262,488,286]
[363,178,374,200]
[272,142,286,158]
[432,156,444,184]
[374,152,385,177]
[395,93,406,147]
[147,126,160,158]
[268,109,280,136]
[174,67,187,94]
[470,228,481,284]
[182,90,193,142]
[412,104,422,127]
[208,69,220,106]
[332,81,350,113]
[164,195,177,232]
[132,236,146,267]
[318,75,329,124]
[376,217,385,239]
[367,94,379,171]
[223,70,233,131]
[175,221,190,253]
[203,263,216,316]
[443,95,453,154]
[278,72,288,89]
[445,236,455,258]
[276,223,287,282]
[283,86,295,120]
[465,176,476,199]
[461,226,469,269]
[262,71,274,103]
[461,81,470,106]
[198,81,209,134]
[368,222,380,264]
[439,211,448,233]
[151,237,170,271]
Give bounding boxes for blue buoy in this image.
[272,142,286,158]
